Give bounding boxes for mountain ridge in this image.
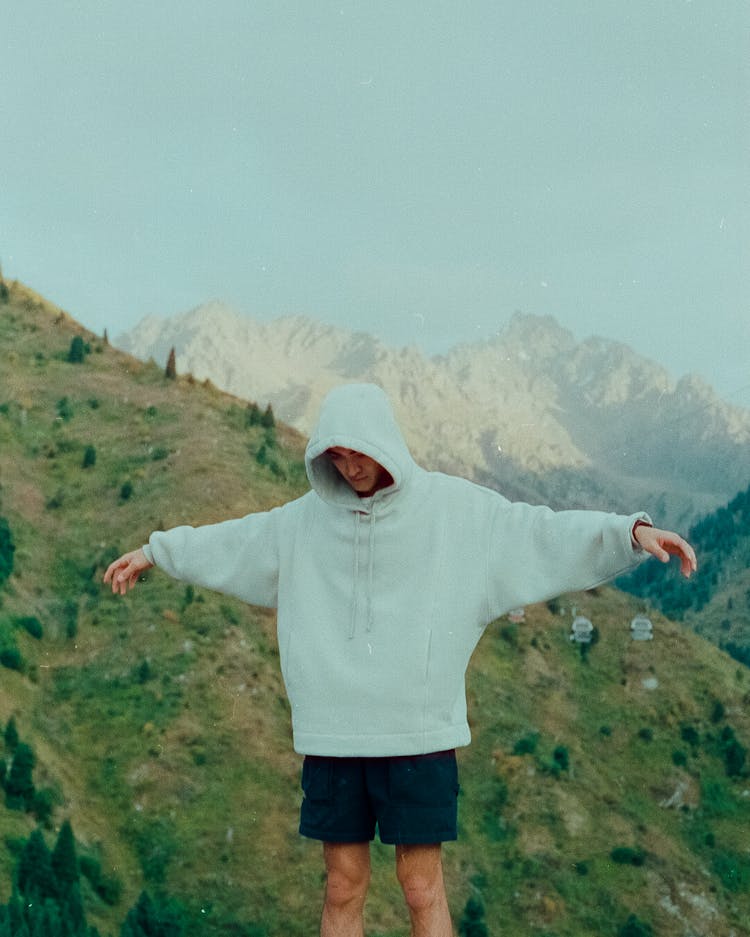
[116,303,750,530]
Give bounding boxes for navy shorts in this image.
[299,750,459,845]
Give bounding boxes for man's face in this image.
[327,447,392,497]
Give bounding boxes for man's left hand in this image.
[633,525,697,579]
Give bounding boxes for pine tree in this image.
[67,336,86,364]
[6,888,25,934]
[4,716,19,752]
[120,891,184,937]
[260,403,275,429]
[52,820,79,895]
[17,829,57,903]
[165,347,177,380]
[5,742,35,811]
[245,402,261,427]
[459,896,489,937]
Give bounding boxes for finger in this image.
[114,564,131,594]
[652,543,670,564]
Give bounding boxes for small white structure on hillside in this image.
[507,607,526,623]
[570,615,594,644]
[631,615,654,641]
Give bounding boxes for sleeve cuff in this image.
[631,517,653,549]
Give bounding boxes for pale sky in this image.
[2,1,748,405]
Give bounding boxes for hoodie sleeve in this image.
[485,501,650,619]
[145,508,281,608]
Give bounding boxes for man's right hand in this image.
[103,548,154,595]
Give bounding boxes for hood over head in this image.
[305,383,416,506]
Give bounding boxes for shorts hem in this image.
[379,830,458,845]
[299,825,375,843]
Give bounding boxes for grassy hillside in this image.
[1,281,749,936]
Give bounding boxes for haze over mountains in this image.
[117,304,750,531]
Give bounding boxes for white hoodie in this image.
[144,383,650,757]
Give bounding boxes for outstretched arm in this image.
[633,524,697,579]
[103,548,154,595]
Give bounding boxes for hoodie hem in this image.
[293,725,472,758]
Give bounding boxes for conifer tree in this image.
[245,402,261,427]
[17,829,57,903]
[67,336,86,364]
[4,742,35,811]
[4,716,19,752]
[165,347,177,380]
[458,896,489,937]
[52,820,79,896]
[3,889,26,937]
[120,891,184,937]
[260,403,275,429]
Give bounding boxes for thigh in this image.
[299,756,377,843]
[370,750,460,845]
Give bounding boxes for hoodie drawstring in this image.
[350,513,361,638]
[349,506,377,639]
[366,503,376,633]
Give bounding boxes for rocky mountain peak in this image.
[115,305,750,529]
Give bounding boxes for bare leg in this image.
[320,842,371,937]
[395,843,454,937]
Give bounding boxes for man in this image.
[104,382,696,937]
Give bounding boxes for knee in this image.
[325,865,370,909]
[398,872,441,913]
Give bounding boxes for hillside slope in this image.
[1,282,749,937]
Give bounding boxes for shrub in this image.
[0,647,23,671]
[79,854,122,905]
[0,517,15,586]
[32,787,57,826]
[82,444,97,468]
[701,778,737,817]
[120,481,134,501]
[552,745,570,771]
[513,732,539,755]
[680,725,700,747]
[67,336,87,363]
[722,736,746,778]
[618,913,654,937]
[712,850,750,892]
[56,396,74,421]
[17,616,43,640]
[610,846,646,866]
